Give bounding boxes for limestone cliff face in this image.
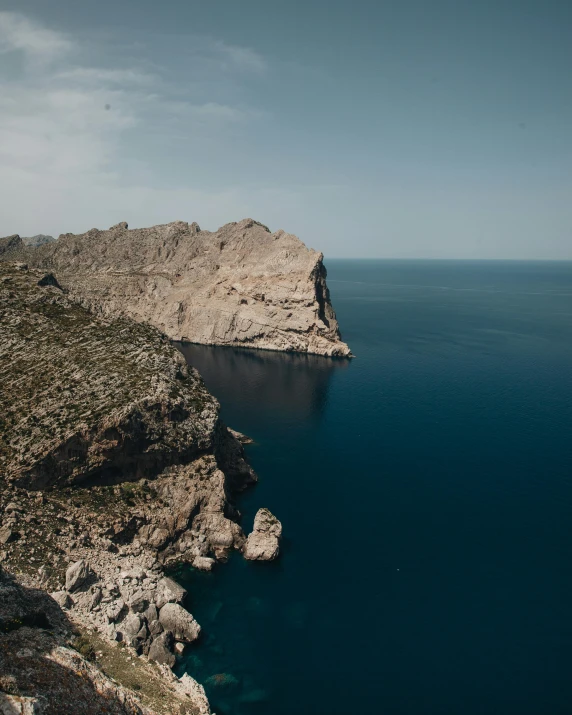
[24,218,351,357]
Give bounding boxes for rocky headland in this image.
[6,218,351,357]
[0,261,281,713]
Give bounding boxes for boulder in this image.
[158,603,200,643]
[118,613,141,645]
[148,631,175,668]
[50,591,72,609]
[155,577,187,609]
[143,603,158,623]
[65,560,90,592]
[243,508,282,561]
[136,622,149,641]
[106,599,126,623]
[89,587,102,611]
[0,527,18,545]
[148,619,163,637]
[128,589,149,613]
[192,556,215,571]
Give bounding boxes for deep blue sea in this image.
[174,260,572,715]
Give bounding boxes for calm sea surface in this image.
[174,260,572,715]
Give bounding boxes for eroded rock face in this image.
[20,218,351,356]
[243,508,282,561]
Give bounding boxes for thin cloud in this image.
[0,12,271,238]
[55,67,158,86]
[213,39,268,74]
[0,11,72,60]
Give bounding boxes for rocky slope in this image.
[10,218,351,356]
[0,261,276,713]
[0,567,155,714]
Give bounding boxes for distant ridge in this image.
[22,234,56,247]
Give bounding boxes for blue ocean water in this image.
[174,260,572,715]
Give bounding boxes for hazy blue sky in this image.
[1,1,571,258]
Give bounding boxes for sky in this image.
[0,0,571,259]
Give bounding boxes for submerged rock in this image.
[243,508,282,561]
[204,672,240,690]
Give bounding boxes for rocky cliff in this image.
[15,218,351,357]
[0,261,274,713]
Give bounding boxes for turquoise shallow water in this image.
[174,260,572,715]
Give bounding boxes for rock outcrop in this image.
[0,234,23,256]
[243,508,282,561]
[15,218,351,356]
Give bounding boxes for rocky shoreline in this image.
[0,262,282,714]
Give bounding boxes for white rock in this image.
[158,603,200,643]
[192,556,215,571]
[155,577,187,609]
[243,508,282,561]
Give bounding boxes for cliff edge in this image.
[18,218,351,357]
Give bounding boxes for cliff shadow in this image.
[175,343,350,422]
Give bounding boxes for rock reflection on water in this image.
[175,342,349,421]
